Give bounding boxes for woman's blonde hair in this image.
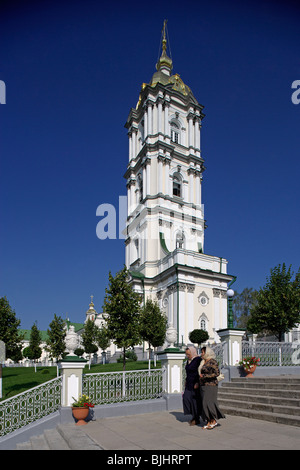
[202,346,216,361]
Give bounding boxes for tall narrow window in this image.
[173,175,181,197]
[138,173,143,202]
[170,121,180,144]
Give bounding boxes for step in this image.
[218,390,300,408]
[15,423,102,450]
[30,434,50,450]
[220,385,300,399]
[56,423,102,450]
[232,376,300,384]
[220,404,300,427]
[44,428,71,450]
[15,441,32,450]
[218,397,300,417]
[222,381,300,390]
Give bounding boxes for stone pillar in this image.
[158,350,186,394]
[217,329,245,366]
[59,356,87,407]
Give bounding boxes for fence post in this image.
[217,329,245,366]
[59,356,87,407]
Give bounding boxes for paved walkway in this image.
[79,410,300,451]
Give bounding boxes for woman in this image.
[182,346,202,426]
[199,346,225,429]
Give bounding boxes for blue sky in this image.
[0,0,299,331]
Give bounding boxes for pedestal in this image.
[217,329,245,366]
[157,349,186,394]
[59,356,87,407]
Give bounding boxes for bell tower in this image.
[124,22,233,345]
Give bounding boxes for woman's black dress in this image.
[182,356,202,421]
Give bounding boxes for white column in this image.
[164,104,169,137]
[130,182,136,214]
[148,104,152,136]
[144,108,148,141]
[195,171,201,206]
[188,117,193,148]
[132,129,136,159]
[142,165,146,199]
[146,160,151,196]
[127,184,131,216]
[189,170,194,204]
[187,288,194,343]
[128,133,132,161]
[194,119,199,149]
[158,101,162,133]
[158,157,163,193]
[164,161,170,195]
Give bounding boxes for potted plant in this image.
[239,356,260,377]
[71,394,94,425]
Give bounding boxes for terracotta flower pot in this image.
[72,406,89,425]
[244,365,256,378]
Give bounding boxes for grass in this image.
[1,366,58,401]
[84,360,161,374]
[0,361,161,401]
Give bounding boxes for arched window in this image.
[170,121,180,144]
[200,318,206,331]
[173,175,181,197]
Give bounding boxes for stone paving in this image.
[80,409,300,451]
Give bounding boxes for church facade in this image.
[124,25,233,345]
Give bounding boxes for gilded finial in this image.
[162,19,167,53]
[156,19,172,74]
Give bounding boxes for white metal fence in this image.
[0,376,62,437]
[242,341,300,367]
[210,340,300,367]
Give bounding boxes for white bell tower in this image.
[124,22,233,345]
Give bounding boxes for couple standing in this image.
[183,345,225,430]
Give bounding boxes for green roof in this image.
[19,321,85,342]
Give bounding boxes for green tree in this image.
[0,296,23,361]
[81,319,99,367]
[232,288,258,329]
[46,314,66,363]
[103,266,142,371]
[247,264,300,341]
[139,299,167,366]
[96,326,111,352]
[28,322,42,363]
[188,329,209,349]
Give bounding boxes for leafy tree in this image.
[96,326,111,352]
[28,322,42,363]
[103,266,142,371]
[0,296,23,361]
[247,264,300,341]
[139,298,167,366]
[188,329,209,348]
[232,288,258,329]
[46,314,66,363]
[81,319,99,367]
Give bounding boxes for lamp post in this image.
[227,288,234,329]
